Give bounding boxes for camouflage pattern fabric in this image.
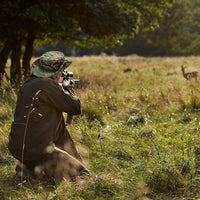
[31,51,72,77]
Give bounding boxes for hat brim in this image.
[31,59,72,78]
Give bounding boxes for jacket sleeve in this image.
[39,78,81,115]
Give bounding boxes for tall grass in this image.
[1,55,200,199]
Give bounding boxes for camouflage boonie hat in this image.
[31,51,72,77]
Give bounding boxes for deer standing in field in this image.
[181,65,198,81]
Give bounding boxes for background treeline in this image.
[34,0,200,57]
[0,0,171,87]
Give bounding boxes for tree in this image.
[0,40,13,84]
[149,0,193,55]
[0,0,172,87]
[186,0,200,54]
[133,0,194,56]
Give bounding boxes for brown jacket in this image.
[8,75,81,162]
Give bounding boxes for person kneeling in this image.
[8,51,89,183]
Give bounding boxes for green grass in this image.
[1,55,200,199]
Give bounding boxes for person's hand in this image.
[61,80,76,96]
[62,80,74,88]
[69,80,75,87]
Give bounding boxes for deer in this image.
[181,65,198,81]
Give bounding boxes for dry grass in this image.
[1,55,200,199]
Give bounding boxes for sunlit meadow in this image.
[1,55,200,199]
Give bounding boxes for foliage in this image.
[145,0,194,55]
[0,0,172,87]
[33,0,200,57]
[2,55,200,199]
[102,0,200,56]
[0,0,172,47]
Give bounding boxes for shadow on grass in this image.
[0,145,57,199]
[0,170,57,199]
[0,142,15,166]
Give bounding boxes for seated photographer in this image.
[8,51,88,183]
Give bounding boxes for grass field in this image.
[1,55,200,199]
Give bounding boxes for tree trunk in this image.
[22,33,35,80]
[10,40,22,88]
[0,40,13,84]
